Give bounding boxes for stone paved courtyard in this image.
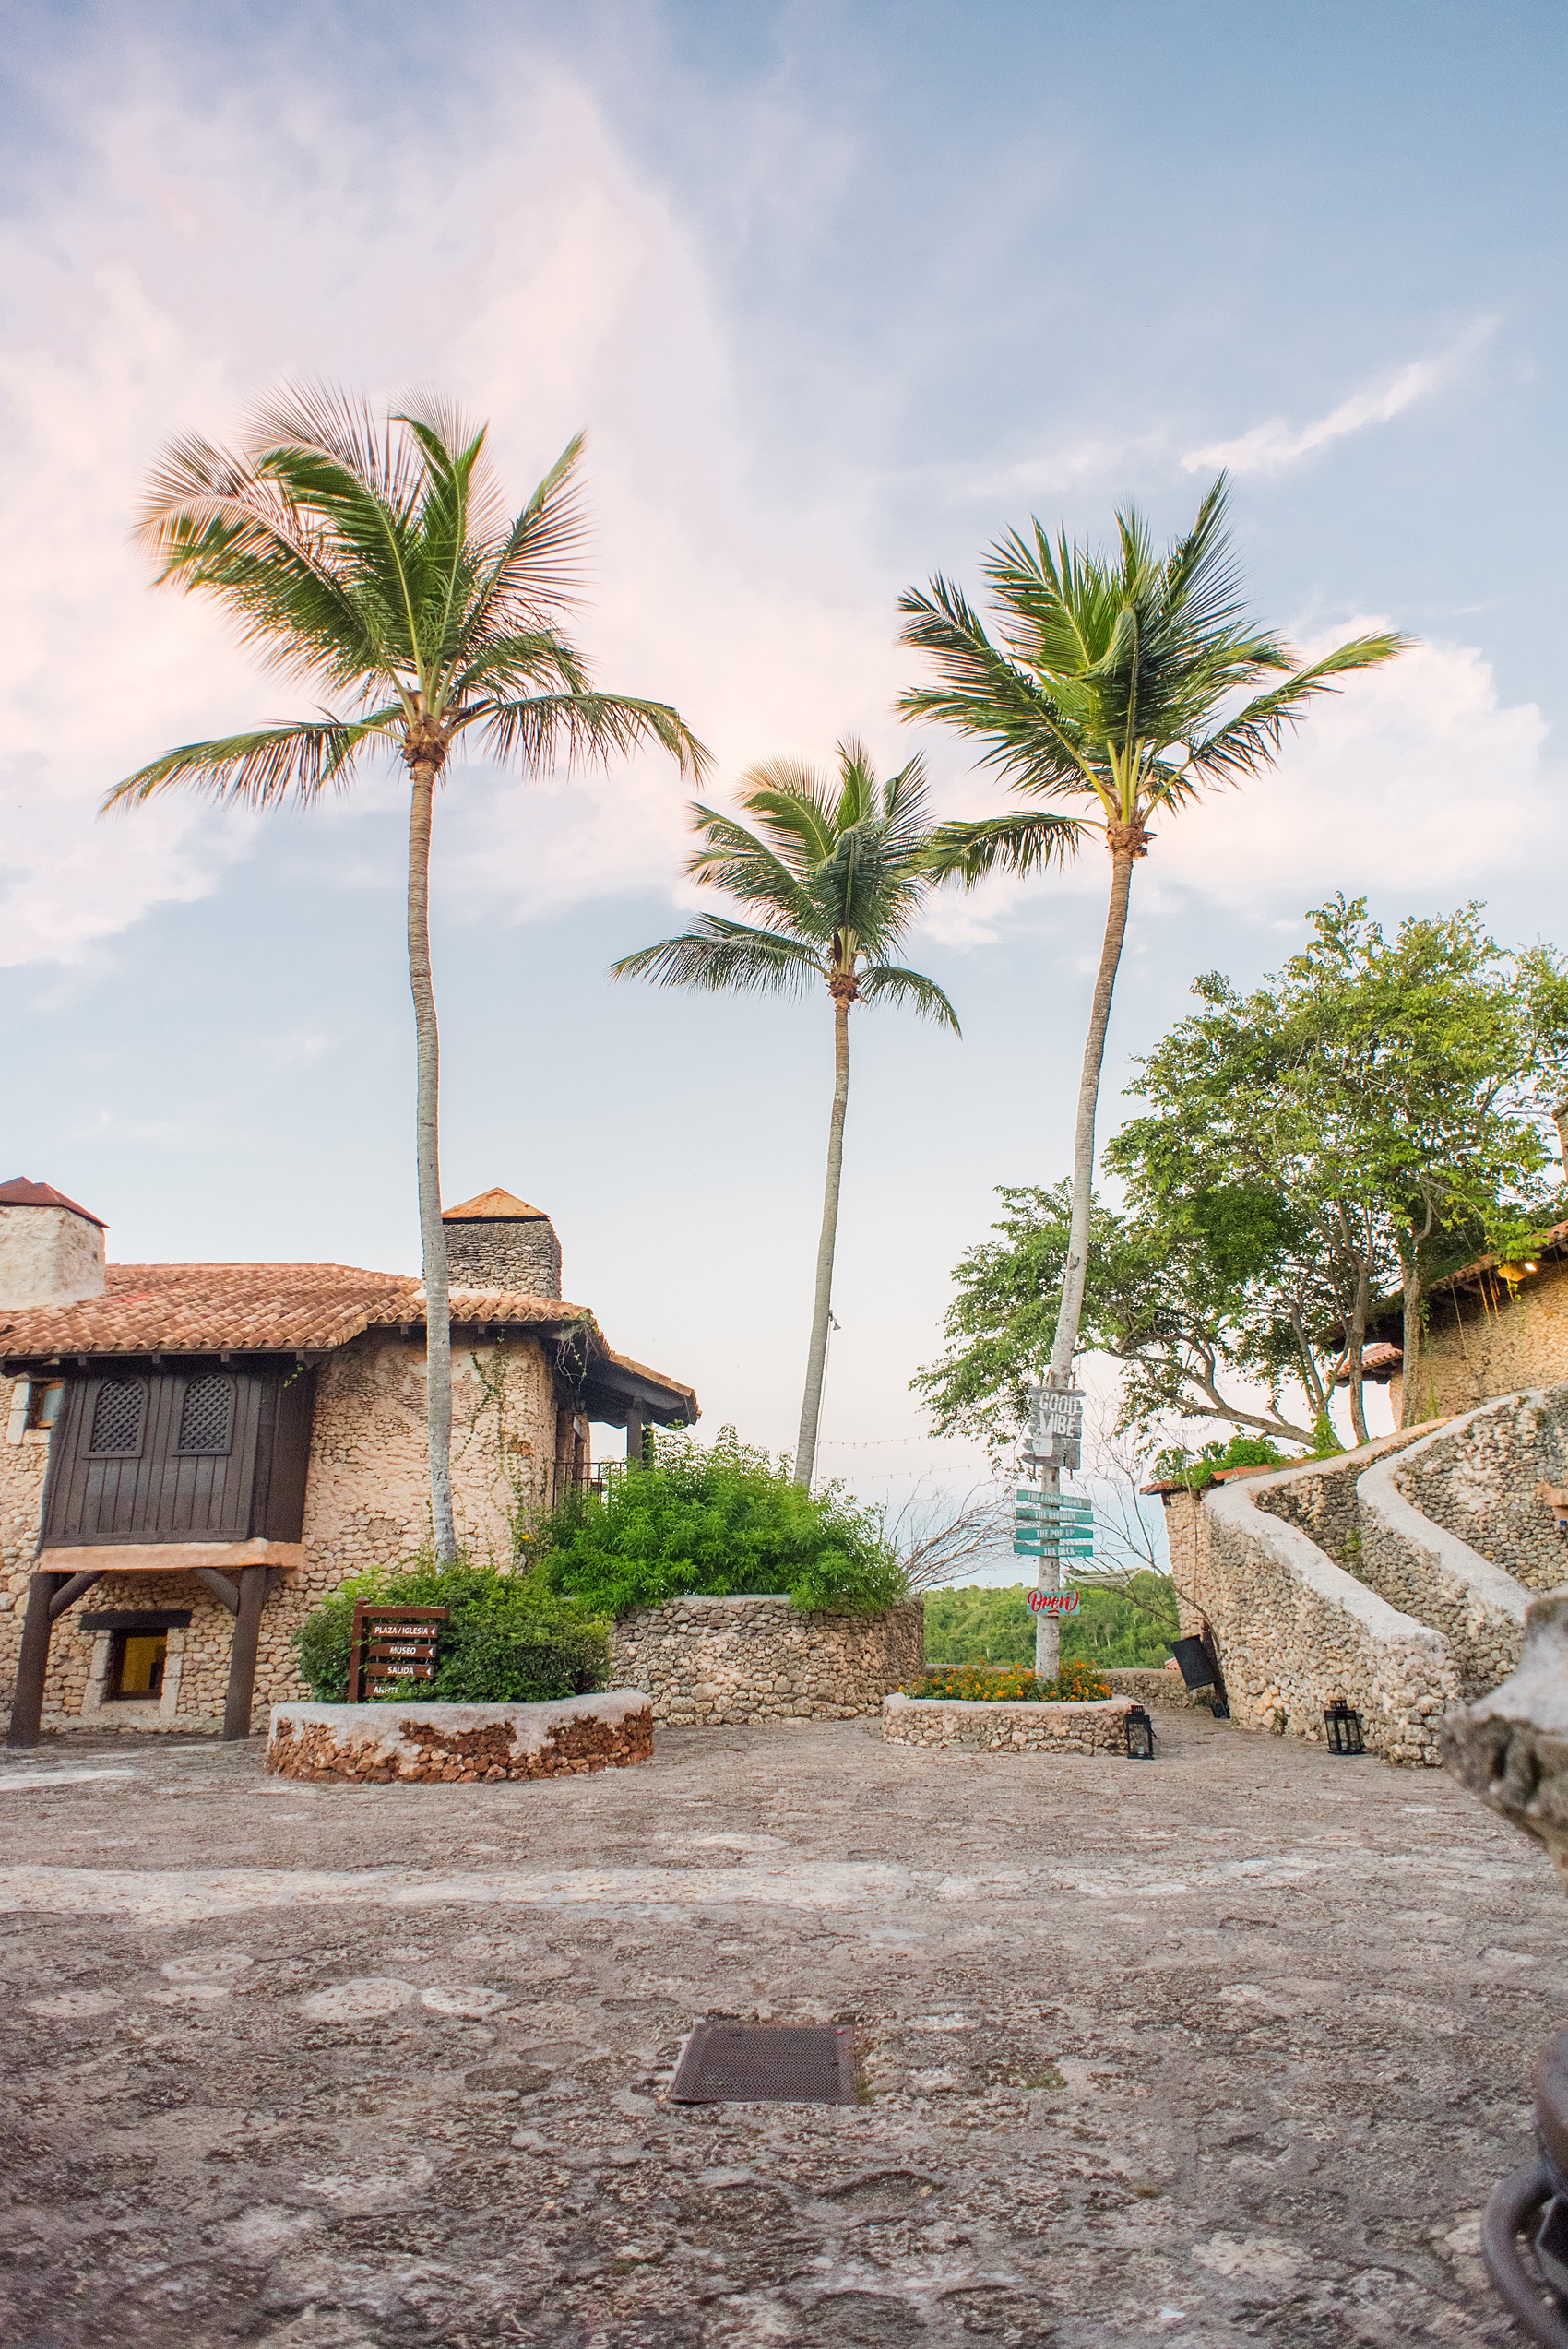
[0,1712,1562,2348]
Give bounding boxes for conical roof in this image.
[442,1186,550,1222]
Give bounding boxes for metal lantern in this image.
[1324,1699,1365,1755]
[1125,1704,1155,1761]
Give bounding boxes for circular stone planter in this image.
[881,1691,1135,1754]
[608,1594,924,1725]
[266,1691,654,1784]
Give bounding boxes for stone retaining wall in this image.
[1103,1667,1214,1712]
[881,1692,1134,1753]
[608,1595,923,1725]
[1442,1591,1568,1895]
[1252,1429,1431,1570]
[1184,1476,1461,1764]
[1358,1428,1529,1696]
[1394,1388,1568,1593]
[266,1691,653,1783]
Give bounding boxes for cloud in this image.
[0,53,902,966]
[1181,320,1495,477]
[1150,623,1555,910]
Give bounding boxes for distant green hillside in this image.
[922,1577,1179,1670]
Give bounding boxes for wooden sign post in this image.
[347,1603,449,1702]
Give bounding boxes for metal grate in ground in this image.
[670,2021,857,2104]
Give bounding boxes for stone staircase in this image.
[1166,1387,1568,1765]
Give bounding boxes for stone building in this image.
[0,1178,696,1741]
[1339,1220,1568,1422]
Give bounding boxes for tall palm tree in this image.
[611,741,959,1487]
[899,475,1406,1400]
[104,386,707,1560]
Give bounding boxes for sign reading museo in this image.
[347,1603,450,1702]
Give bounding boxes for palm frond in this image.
[858,963,962,1032]
[454,433,589,656]
[684,807,824,931]
[610,916,825,997]
[477,691,709,777]
[101,711,398,812]
[925,810,1088,885]
[1184,632,1410,789]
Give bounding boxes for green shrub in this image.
[1150,1430,1306,1493]
[528,1429,906,1618]
[291,1560,610,1705]
[903,1660,1112,1702]
[923,1576,1179,1670]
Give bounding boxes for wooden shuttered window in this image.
[41,1366,315,1548]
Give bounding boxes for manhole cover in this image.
[671,2022,857,2104]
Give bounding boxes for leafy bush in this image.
[923,1577,1179,1670]
[528,1430,906,1618]
[903,1660,1112,1702]
[1150,1430,1305,1493]
[292,1560,610,1705]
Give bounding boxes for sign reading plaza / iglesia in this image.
[347,1603,449,1702]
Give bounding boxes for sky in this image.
[2,0,1565,1543]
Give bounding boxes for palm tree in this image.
[898,475,1406,1401]
[104,386,707,1560]
[611,741,960,1487]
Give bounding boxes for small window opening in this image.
[25,1382,63,1431]
[110,1631,167,1701]
[89,1378,146,1457]
[176,1373,235,1457]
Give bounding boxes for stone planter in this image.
[1443,1590,1568,1893]
[608,1594,923,1726]
[882,1691,1135,1754]
[265,1691,654,1784]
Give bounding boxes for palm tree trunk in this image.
[1048,841,1136,1379]
[407,756,457,1561]
[794,992,851,1488]
[1347,1252,1371,1447]
[1398,1256,1422,1429]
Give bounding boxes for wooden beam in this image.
[193,1568,240,1616]
[47,1571,103,1620]
[222,1565,272,1740]
[7,1574,65,1747]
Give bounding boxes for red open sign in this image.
[1028,1589,1081,1616]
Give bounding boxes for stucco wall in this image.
[0,1204,104,1308]
[1403,1262,1568,1419]
[0,1331,559,1733]
[609,1595,924,1725]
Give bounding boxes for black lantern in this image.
[1125,1704,1155,1761]
[1324,1699,1365,1755]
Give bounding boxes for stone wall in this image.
[1252,1430,1429,1570]
[0,1331,559,1735]
[445,1219,562,1299]
[881,1692,1134,1753]
[266,1691,653,1783]
[1357,1424,1530,1696]
[1442,1591,1568,1896]
[1102,1667,1215,1712]
[608,1595,924,1725]
[1404,1261,1568,1420]
[1176,1473,1461,1764]
[1393,1387,1568,1593]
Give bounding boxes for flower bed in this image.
[903,1661,1111,1703]
[882,1691,1134,1754]
[266,1691,654,1784]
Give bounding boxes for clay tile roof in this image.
[0,1177,107,1228]
[398,1286,596,1332]
[443,1187,549,1221]
[0,1263,422,1358]
[608,1347,698,1405]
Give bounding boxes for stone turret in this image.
[442,1186,561,1299]
[0,1177,107,1309]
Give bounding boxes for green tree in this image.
[611,742,959,1485]
[897,479,1404,1398]
[914,1180,1336,1456]
[1113,897,1548,1435]
[1518,942,1568,1175]
[104,389,705,1559]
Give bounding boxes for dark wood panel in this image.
[42,1368,304,1548]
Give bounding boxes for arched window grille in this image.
[176,1374,235,1457]
[89,1379,147,1457]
